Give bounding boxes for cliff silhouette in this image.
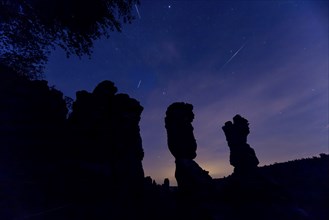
[0,65,328,220]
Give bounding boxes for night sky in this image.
[45,1,328,185]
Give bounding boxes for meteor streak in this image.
[135,4,141,19]
[137,80,142,88]
[220,41,247,70]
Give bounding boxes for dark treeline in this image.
[258,154,329,219]
[0,65,328,220]
[213,154,329,220]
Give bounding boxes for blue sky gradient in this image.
[45,1,328,184]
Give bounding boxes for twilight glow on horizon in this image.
[45,1,328,185]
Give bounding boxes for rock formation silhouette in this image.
[220,115,309,220]
[162,178,170,191]
[0,67,146,219]
[222,114,259,174]
[165,102,213,197]
[111,93,145,198]
[1,64,325,220]
[221,114,263,199]
[68,80,145,200]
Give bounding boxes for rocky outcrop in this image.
[68,80,145,198]
[219,115,307,220]
[0,65,146,218]
[165,102,213,196]
[222,114,259,174]
[165,102,197,160]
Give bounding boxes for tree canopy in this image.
[0,0,139,78]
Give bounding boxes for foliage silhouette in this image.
[0,0,140,77]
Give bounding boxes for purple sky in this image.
[45,0,328,185]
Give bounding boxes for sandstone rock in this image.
[222,114,259,174]
[165,102,213,196]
